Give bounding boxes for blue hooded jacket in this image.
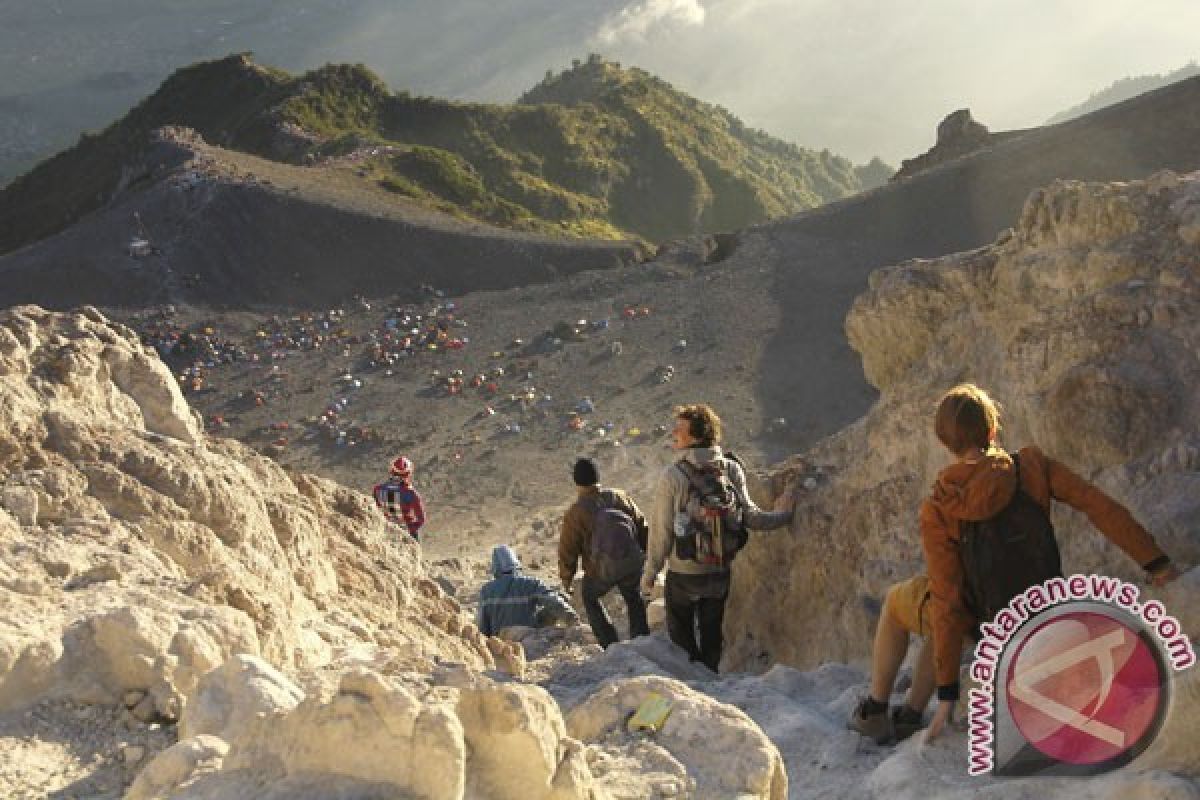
[477,545,576,636]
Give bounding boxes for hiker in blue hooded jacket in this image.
[477,545,579,637]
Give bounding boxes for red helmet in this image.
[390,455,413,477]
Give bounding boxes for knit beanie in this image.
[573,457,599,487]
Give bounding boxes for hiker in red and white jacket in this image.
[373,456,425,542]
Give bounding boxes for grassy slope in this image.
[0,54,865,253]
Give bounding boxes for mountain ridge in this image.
[1047,61,1200,125]
[0,53,869,255]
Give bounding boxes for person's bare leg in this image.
[905,638,936,712]
[869,609,910,704]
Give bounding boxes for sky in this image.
[274,0,1200,165]
[4,0,1200,167]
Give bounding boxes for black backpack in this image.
[675,456,748,567]
[959,453,1063,624]
[588,490,645,583]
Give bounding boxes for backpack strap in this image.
[675,459,709,498]
[675,459,699,514]
[719,452,750,508]
[594,488,625,517]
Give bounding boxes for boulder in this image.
[567,675,787,800]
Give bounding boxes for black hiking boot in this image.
[848,696,892,745]
[892,705,925,742]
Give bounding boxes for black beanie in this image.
[573,457,599,486]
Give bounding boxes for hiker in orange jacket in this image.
[916,384,1180,742]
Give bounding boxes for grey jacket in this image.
[642,446,793,583]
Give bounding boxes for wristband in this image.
[1142,555,1171,575]
[937,683,960,703]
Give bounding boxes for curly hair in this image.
[674,403,723,447]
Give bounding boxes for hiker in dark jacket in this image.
[640,404,796,672]
[559,458,649,648]
[477,545,578,637]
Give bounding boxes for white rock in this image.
[458,683,581,799]
[124,735,229,800]
[181,654,304,741]
[0,486,38,526]
[567,675,786,799]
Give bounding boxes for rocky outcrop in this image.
[936,109,990,147]
[0,306,508,772]
[715,170,1200,796]
[134,659,599,800]
[893,109,1022,181]
[727,172,1200,680]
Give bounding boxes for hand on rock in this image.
[923,700,954,744]
[1150,564,1181,587]
[775,481,800,514]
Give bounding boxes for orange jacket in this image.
[920,445,1167,692]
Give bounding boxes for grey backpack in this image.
[589,491,645,583]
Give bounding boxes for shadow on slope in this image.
[750,73,1200,452]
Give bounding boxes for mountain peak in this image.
[520,53,657,105]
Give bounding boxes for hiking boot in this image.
[848,697,892,744]
[892,706,925,742]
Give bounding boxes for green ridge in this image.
[0,53,868,253]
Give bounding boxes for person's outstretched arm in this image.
[1039,448,1176,582]
[532,576,578,626]
[728,460,793,530]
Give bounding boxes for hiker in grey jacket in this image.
[477,545,578,637]
[640,404,795,671]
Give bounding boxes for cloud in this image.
[594,0,706,46]
[581,0,1200,163]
